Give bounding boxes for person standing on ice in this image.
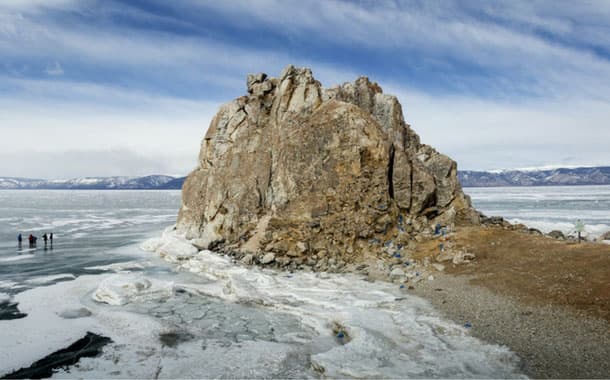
[17,233,22,245]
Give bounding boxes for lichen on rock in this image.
[177,65,479,264]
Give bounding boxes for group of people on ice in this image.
[17,232,54,248]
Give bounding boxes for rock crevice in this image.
[177,65,479,262]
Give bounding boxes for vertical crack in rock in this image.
[177,65,480,259]
[388,144,395,199]
[408,159,414,212]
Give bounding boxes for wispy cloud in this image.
[386,85,610,170]
[0,0,609,176]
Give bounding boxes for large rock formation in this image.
[177,65,479,264]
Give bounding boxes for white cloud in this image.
[0,149,194,179]
[0,0,78,12]
[1,0,609,176]
[0,78,221,178]
[384,84,610,170]
[185,0,610,100]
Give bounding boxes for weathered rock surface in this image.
[177,65,479,263]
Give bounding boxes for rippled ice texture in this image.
[465,185,610,238]
[0,190,181,296]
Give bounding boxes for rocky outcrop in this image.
[177,65,479,263]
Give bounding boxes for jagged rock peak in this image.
[178,65,479,262]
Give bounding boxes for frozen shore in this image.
[0,228,525,379]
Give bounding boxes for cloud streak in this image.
[0,0,609,177]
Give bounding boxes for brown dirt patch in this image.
[416,226,610,322]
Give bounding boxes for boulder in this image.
[240,254,254,265]
[390,267,406,278]
[177,66,479,261]
[432,263,445,272]
[260,253,275,265]
[482,216,504,225]
[548,230,565,240]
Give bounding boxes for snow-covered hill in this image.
[5,166,608,189]
[459,166,610,187]
[0,175,186,190]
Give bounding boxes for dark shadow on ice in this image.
[0,301,27,320]
[159,330,195,348]
[1,332,112,379]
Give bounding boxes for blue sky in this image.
[1,0,610,178]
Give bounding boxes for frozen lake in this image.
[465,185,610,238]
[0,190,529,378]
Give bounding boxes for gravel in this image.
[411,273,610,379]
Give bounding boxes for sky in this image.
[1,0,610,179]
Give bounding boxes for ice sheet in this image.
[0,274,164,376]
[1,231,525,378]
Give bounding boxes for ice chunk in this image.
[139,237,164,253]
[157,239,198,262]
[24,274,75,285]
[141,229,198,262]
[92,274,173,306]
[85,261,151,273]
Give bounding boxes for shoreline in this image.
[410,273,610,378]
[158,221,610,378]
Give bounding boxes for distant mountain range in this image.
[2,166,609,189]
[459,166,610,187]
[0,175,187,190]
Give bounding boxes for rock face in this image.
[177,65,479,262]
